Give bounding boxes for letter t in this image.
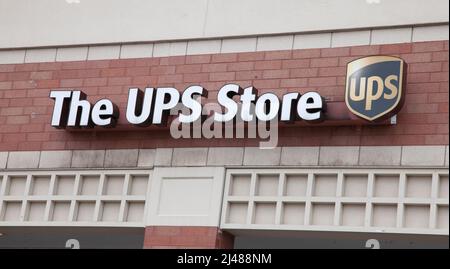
[50,90,72,128]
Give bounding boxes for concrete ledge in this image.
[39,150,72,168]
[0,25,447,64]
[319,147,359,166]
[0,50,25,64]
[120,44,153,59]
[0,152,8,169]
[446,146,449,167]
[243,147,281,166]
[56,47,88,61]
[331,30,370,48]
[187,40,221,55]
[7,151,40,169]
[207,147,244,166]
[359,146,401,166]
[24,48,56,63]
[257,35,293,51]
[154,148,173,167]
[87,45,120,60]
[71,150,105,168]
[280,147,319,166]
[0,146,448,170]
[138,149,156,168]
[221,38,257,53]
[153,42,187,57]
[172,148,208,166]
[412,25,449,42]
[401,146,446,166]
[104,149,139,168]
[371,27,412,45]
[293,33,332,49]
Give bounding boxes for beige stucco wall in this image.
[0,0,448,49]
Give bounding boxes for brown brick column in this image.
[143,226,234,249]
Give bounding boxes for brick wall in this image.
[0,41,448,151]
[143,226,234,249]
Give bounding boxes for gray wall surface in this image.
[0,0,448,48]
[0,227,144,249]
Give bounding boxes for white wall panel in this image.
[0,0,448,49]
[146,167,225,226]
[0,170,151,227]
[221,168,449,235]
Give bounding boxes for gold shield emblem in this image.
[345,56,406,121]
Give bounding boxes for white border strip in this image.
[0,25,448,64]
[1,145,448,170]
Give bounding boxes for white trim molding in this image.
[0,24,448,65]
[0,145,448,170]
[0,169,151,227]
[221,168,449,235]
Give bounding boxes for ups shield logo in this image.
[345,56,406,121]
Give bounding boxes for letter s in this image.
[384,75,398,100]
[214,84,242,122]
[178,86,206,123]
[365,76,384,110]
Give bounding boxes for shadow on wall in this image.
[0,227,144,249]
[233,230,449,249]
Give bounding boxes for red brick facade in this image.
[0,41,448,151]
[143,226,234,249]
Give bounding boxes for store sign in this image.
[49,85,324,128]
[49,55,406,128]
[345,56,406,121]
